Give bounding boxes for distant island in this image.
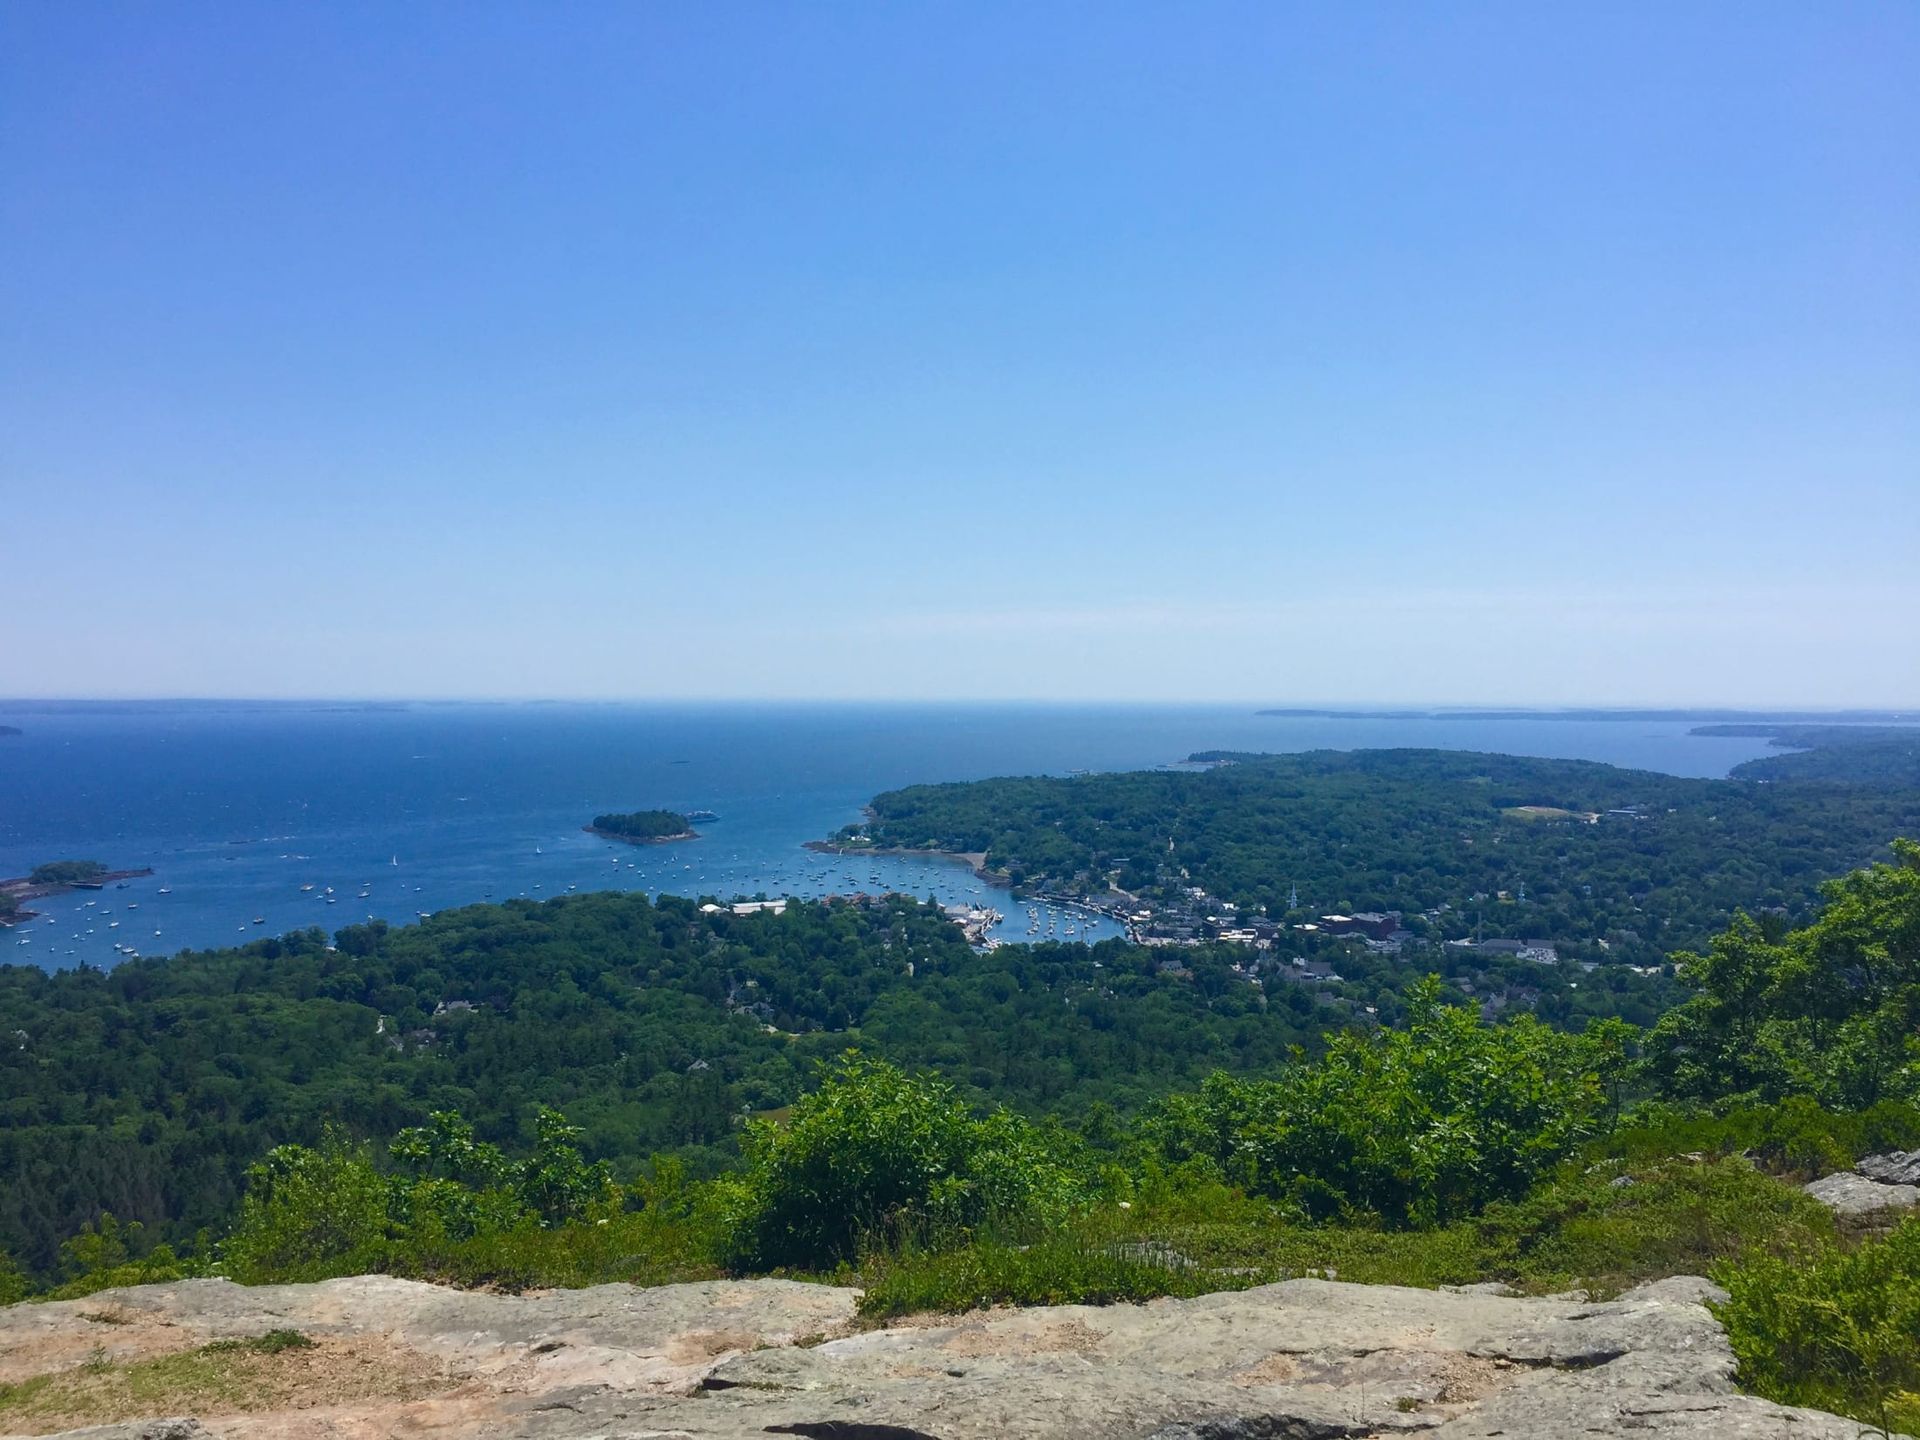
[0,725,19,737]
[1,859,154,925]
[1256,707,1918,723]
[585,809,697,843]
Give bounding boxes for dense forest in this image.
[6,845,1916,1434]
[587,809,693,840]
[0,885,1678,1274]
[837,748,1920,965]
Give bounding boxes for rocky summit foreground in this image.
[0,1273,1897,1440]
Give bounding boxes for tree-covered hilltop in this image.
[836,749,1920,965]
[587,810,694,840]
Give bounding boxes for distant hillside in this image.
[1693,724,1920,786]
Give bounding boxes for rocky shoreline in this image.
[0,867,154,928]
[803,839,1002,883]
[582,826,698,845]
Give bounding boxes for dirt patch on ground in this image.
[0,1309,201,1386]
[942,1318,1106,1358]
[0,1335,465,1435]
[1430,1352,1511,1405]
[666,1328,764,1364]
[1232,1352,1302,1386]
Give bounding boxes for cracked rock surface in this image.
[1,1273,1901,1440]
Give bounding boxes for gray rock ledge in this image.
[1,1273,1903,1440]
[1804,1168,1920,1215]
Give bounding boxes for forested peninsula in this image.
[830,747,1920,967]
[1,860,151,924]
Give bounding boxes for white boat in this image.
[157,887,172,894]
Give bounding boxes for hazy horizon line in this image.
[3,695,1917,715]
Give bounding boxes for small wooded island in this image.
[585,809,697,843]
[1,859,155,924]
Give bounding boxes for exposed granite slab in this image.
[1,1273,1902,1440]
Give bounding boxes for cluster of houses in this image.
[1444,935,1562,965]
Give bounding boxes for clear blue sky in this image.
[3,1,1915,704]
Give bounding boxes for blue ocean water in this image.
[0,702,1785,970]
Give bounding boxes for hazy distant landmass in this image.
[0,725,19,737]
[1257,707,1919,723]
[0,699,409,716]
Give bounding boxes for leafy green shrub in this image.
[1598,1096,1920,1180]
[222,1134,393,1284]
[1646,840,1920,1110]
[1140,978,1627,1225]
[1715,1214,1920,1437]
[0,1249,26,1305]
[36,1214,191,1301]
[858,1228,1256,1319]
[1476,1158,1835,1296]
[222,1108,623,1286]
[718,1056,1087,1271]
[387,1109,615,1239]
